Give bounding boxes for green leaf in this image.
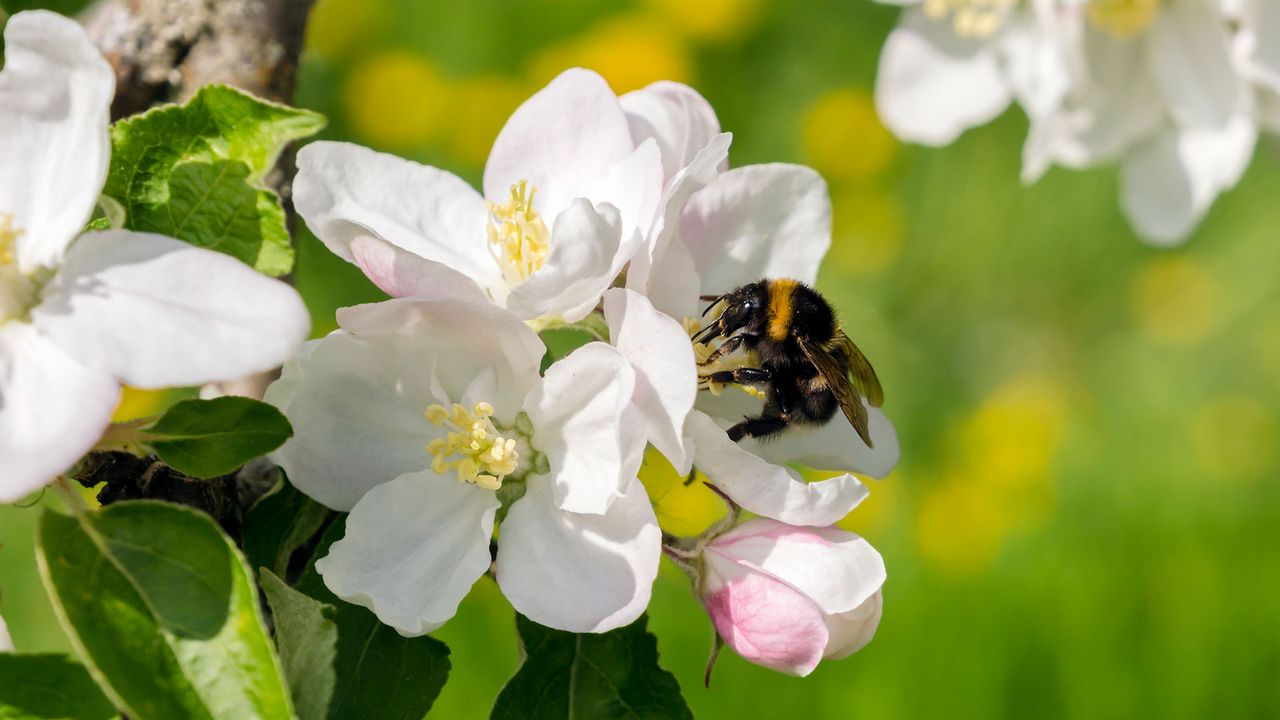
[36,501,293,720]
[492,614,692,720]
[295,519,452,719]
[242,473,331,580]
[143,397,293,478]
[261,570,337,720]
[0,654,117,720]
[102,84,325,276]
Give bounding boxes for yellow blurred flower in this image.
[111,387,173,422]
[445,75,531,169]
[306,0,389,61]
[642,0,763,43]
[802,88,898,182]
[827,185,906,276]
[638,446,727,537]
[918,376,1066,575]
[343,51,451,149]
[529,13,692,94]
[1129,255,1220,347]
[1189,395,1276,483]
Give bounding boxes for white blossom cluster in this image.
[270,69,901,675]
[874,0,1277,243]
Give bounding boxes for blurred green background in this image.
[5,0,1280,717]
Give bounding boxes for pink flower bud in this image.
[701,518,885,677]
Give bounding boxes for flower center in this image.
[0,213,39,325]
[683,317,766,400]
[1087,0,1160,38]
[425,401,529,490]
[922,0,1018,38]
[486,180,550,286]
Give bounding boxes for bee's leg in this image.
[700,367,771,387]
[726,416,790,442]
[697,334,747,367]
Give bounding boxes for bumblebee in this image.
[694,279,884,446]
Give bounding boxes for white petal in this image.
[874,8,1012,146]
[30,231,309,388]
[579,139,664,251]
[0,322,119,503]
[685,411,870,527]
[293,142,501,295]
[524,342,639,515]
[483,68,634,219]
[316,471,499,636]
[1121,117,1256,245]
[0,611,11,652]
[496,476,660,633]
[1240,0,1280,93]
[680,164,832,297]
[999,1,1071,119]
[620,81,723,186]
[505,200,623,323]
[0,11,114,272]
[746,404,901,478]
[824,591,884,660]
[348,235,489,304]
[603,288,697,474]
[710,518,886,614]
[627,133,732,321]
[1146,0,1240,129]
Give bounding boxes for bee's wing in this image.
[834,329,884,407]
[798,335,874,447]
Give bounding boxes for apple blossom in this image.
[292,68,666,326]
[1023,0,1256,244]
[0,10,309,503]
[698,517,885,677]
[264,296,660,635]
[0,611,11,653]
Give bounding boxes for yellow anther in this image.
[1087,0,1160,38]
[424,400,521,490]
[921,0,1017,38]
[0,213,22,267]
[486,180,550,285]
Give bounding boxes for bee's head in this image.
[696,282,767,342]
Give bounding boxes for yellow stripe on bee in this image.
[767,279,797,341]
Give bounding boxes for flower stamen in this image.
[0,212,39,325]
[1087,0,1161,38]
[424,401,520,490]
[486,180,550,286]
[922,0,1017,38]
[684,317,767,400]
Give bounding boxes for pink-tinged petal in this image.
[627,133,732,321]
[483,69,634,218]
[685,411,870,527]
[0,11,114,272]
[31,231,309,388]
[349,235,489,303]
[523,342,639,515]
[293,142,501,295]
[620,81,724,186]
[679,164,831,297]
[603,288,697,474]
[702,552,828,677]
[0,322,119,503]
[316,471,499,636]
[874,7,1012,146]
[505,199,623,323]
[711,518,886,615]
[824,591,884,660]
[496,475,660,633]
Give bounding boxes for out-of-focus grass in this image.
[4,0,1280,717]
